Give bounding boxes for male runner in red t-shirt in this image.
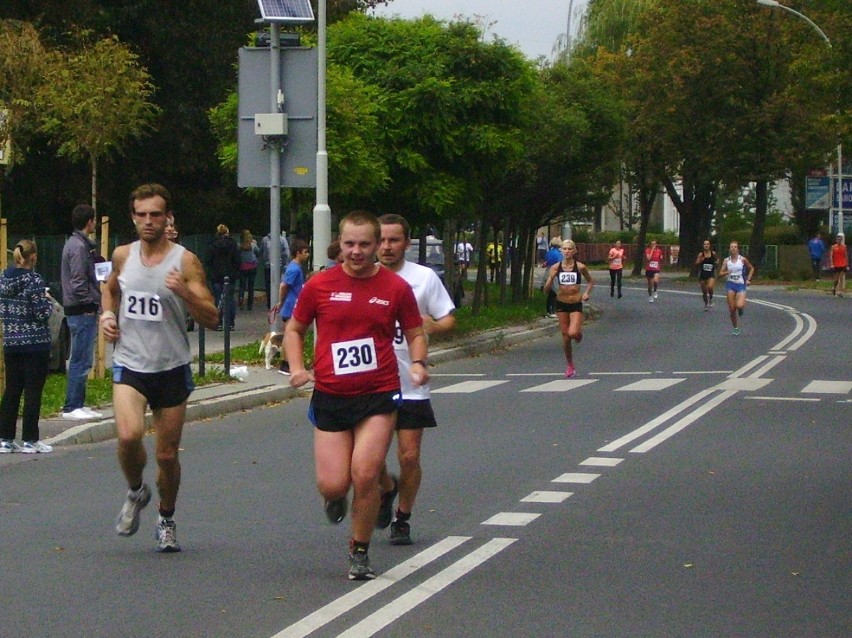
[284,210,428,580]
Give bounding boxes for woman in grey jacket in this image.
[0,240,54,453]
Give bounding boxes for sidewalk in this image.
[42,301,564,448]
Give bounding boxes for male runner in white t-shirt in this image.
[376,214,456,545]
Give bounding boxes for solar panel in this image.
[257,0,315,23]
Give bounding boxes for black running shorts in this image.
[112,364,194,409]
[397,399,438,430]
[308,388,402,432]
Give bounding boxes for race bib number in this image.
[729,272,743,283]
[332,337,378,376]
[558,271,579,286]
[649,260,660,270]
[611,258,622,267]
[702,263,713,272]
[392,322,406,350]
[123,291,163,322]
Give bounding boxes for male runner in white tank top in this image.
[100,184,219,552]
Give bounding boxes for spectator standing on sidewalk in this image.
[543,237,562,317]
[0,241,54,454]
[807,232,826,280]
[206,224,239,331]
[238,230,260,311]
[260,231,290,310]
[60,204,103,421]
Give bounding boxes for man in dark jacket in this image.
[60,204,103,420]
[205,224,240,330]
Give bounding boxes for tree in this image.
[0,20,51,172]
[38,33,160,212]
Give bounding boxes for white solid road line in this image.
[271,536,471,638]
[597,388,718,453]
[630,390,737,454]
[335,539,517,638]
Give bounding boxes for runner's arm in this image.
[284,317,313,387]
[99,245,127,343]
[580,263,594,301]
[175,251,219,330]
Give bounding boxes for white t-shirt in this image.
[393,260,456,400]
[455,242,473,262]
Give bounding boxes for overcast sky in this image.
[371,0,588,61]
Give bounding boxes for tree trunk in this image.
[632,182,657,276]
[748,179,768,274]
[90,155,98,212]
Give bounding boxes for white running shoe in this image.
[156,516,181,553]
[648,296,654,303]
[62,408,95,420]
[115,483,152,536]
[20,441,53,454]
[653,292,658,299]
[0,439,22,453]
[81,407,103,418]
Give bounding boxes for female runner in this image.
[694,239,719,310]
[543,239,594,377]
[718,241,754,335]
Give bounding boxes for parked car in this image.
[406,238,446,282]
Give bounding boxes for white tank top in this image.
[726,256,745,284]
[113,241,191,372]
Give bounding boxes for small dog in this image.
[259,331,285,369]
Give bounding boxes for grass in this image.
[34,367,232,419]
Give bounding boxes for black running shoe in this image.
[348,547,376,580]
[389,520,412,546]
[325,497,348,524]
[376,474,398,529]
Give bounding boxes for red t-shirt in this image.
[830,243,848,268]
[292,265,422,396]
[645,247,663,271]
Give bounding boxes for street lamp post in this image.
[757,0,844,236]
[312,0,331,270]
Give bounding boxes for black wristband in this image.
[411,359,428,367]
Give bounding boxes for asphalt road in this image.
[1,281,849,637]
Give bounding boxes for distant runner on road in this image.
[695,239,719,311]
[644,239,663,303]
[543,239,593,378]
[718,241,754,336]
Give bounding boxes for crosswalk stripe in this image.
[521,491,573,503]
[552,472,600,484]
[520,379,597,392]
[615,378,685,392]
[801,380,852,394]
[431,380,510,394]
[482,512,541,526]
